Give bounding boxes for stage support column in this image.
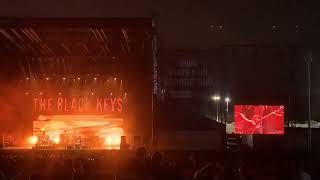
[306,52,312,153]
[152,26,159,147]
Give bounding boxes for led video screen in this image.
[234,105,284,134]
[33,115,123,148]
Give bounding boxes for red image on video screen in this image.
[234,105,284,134]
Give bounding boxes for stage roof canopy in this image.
[0,18,154,57]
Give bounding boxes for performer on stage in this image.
[59,130,67,145]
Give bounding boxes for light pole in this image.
[212,95,221,122]
[225,97,230,114]
[225,97,231,124]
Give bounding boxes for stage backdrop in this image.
[32,95,126,147]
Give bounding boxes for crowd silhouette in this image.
[0,147,313,180]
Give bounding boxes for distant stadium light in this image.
[46,77,49,80]
[26,78,30,80]
[211,95,221,101]
[62,77,66,80]
[211,95,221,122]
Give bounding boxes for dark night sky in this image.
[0,0,318,48]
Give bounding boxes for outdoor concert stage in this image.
[0,18,155,149]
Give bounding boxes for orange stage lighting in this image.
[106,137,113,145]
[28,136,38,145]
[34,114,124,148]
[104,135,121,149]
[53,137,60,144]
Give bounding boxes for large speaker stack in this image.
[120,136,127,150]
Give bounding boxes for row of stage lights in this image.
[25,92,127,96]
[25,77,118,81]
